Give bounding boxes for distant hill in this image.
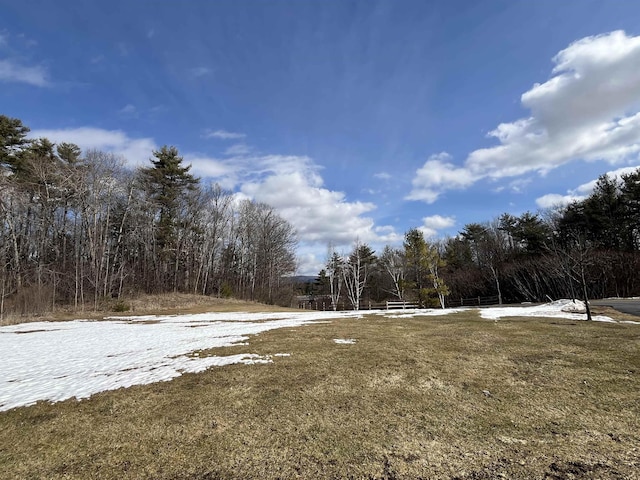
[286,275,318,284]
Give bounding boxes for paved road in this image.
[591,298,640,317]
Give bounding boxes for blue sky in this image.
[2,0,640,274]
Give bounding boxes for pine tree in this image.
[139,145,199,251]
[0,115,32,175]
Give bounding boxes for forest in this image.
[0,115,297,318]
[2,113,640,318]
[310,171,640,310]
[316,169,640,308]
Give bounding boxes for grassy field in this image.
[1,308,639,479]
[0,293,298,326]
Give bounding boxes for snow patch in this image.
[1,303,634,412]
[560,299,586,313]
[386,308,465,318]
[480,299,616,323]
[0,310,367,412]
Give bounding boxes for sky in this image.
[2,0,640,275]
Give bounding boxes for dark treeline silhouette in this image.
[441,170,640,304]
[0,115,297,318]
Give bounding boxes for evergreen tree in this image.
[139,145,199,251]
[0,115,31,174]
[404,229,449,307]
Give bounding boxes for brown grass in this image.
[1,309,639,479]
[0,293,297,326]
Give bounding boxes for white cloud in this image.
[295,249,325,276]
[535,193,585,210]
[535,164,640,209]
[185,154,238,188]
[241,167,377,244]
[29,127,156,167]
[0,59,48,86]
[422,214,455,230]
[374,172,391,180]
[419,214,456,238]
[204,129,246,140]
[406,152,476,203]
[408,31,640,203]
[237,154,401,247]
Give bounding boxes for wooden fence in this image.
[297,298,420,311]
[385,301,420,310]
[445,295,501,307]
[297,295,502,311]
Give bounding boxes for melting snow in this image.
[0,310,362,412]
[1,301,635,412]
[386,308,465,318]
[479,299,617,322]
[333,338,356,344]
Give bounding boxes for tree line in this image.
[310,169,640,311]
[3,113,639,317]
[0,115,297,318]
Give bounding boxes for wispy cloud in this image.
[224,144,252,156]
[118,104,137,116]
[204,129,246,140]
[0,59,48,86]
[374,172,391,180]
[191,67,212,77]
[408,30,640,204]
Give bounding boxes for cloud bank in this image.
[408,30,640,203]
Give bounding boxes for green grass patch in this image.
[1,310,639,479]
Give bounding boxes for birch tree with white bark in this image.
[342,241,375,310]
